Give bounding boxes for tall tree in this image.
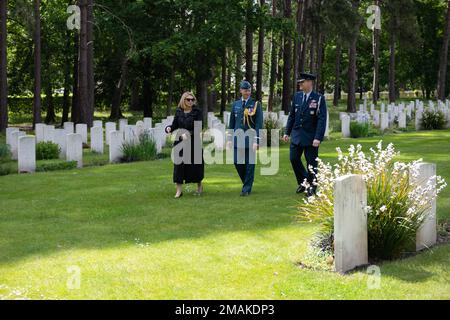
[33,0,42,126]
[372,0,381,105]
[282,0,292,113]
[0,0,7,132]
[245,1,254,83]
[220,49,227,116]
[86,0,95,125]
[293,0,305,96]
[78,0,89,124]
[268,0,278,112]
[333,39,341,107]
[256,0,266,101]
[347,0,360,113]
[437,0,450,100]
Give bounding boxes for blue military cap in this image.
[240,80,252,90]
[298,72,317,83]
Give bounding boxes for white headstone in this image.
[143,118,152,130]
[75,124,88,144]
[54,129,67,159]
[90,126,104,154]
[43,125,55,143]
[35,123,46,143]
[372,110,380,127]
[105,122,116,146]
[380,112,389,131]
[93,120,103,128]
[415,109,423,131]
[10,131,26,160]
[6,127,19,147]
[398,111,407,129]
[18,136,36,173]
[119,119,128,133]
[415,163,437,251]
[334,174,368,274]
[66,133,83,168]
[64,122,74,134]
[109,130,123,163]
[341,114,351,138]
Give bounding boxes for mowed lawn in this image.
[0,130,449,300]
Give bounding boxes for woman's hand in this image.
[165,127,172,134]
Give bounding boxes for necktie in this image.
[242,100,246,108]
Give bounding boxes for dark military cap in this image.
[240,80,252,90]
[298,73,317,83]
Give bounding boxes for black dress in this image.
[166,107,205,184]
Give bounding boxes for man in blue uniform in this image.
[283,73,327,197]
[227,81,264,197]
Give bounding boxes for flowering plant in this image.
[298,142,447,260]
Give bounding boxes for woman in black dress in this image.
[165,92,204,198]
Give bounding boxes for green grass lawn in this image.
[0,130,449,300]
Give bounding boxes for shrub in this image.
[350,121,369,138]
[121,132,157,163]
[36,161,77,172]
[421,110,446,130]
[0,163,15,176]
[36,142,60,160]
[298,142,447,260]
[0,144,12,163]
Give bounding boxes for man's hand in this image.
[313,139,321,148]
[282,135,290,143]
[253,143,259,152]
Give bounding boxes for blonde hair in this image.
[178,92,197,110]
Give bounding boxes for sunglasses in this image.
[185,98,195,102]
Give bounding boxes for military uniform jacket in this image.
[285,91,327,147]
[228,97,264,149]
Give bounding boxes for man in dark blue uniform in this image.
[227,81,263,197]
[283,73,327,197]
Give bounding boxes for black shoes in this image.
[240,192,250,197]
[296,186,306,194]
[307,187,316,198]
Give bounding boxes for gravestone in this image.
[43,125,55,143]
[334,174,368,274]
[64,122,74,134]
[324,110,330,138]
[341,114,351,138]
[415,109,423,131]
[18,136,36,173]
[90,126,104,154]
[93,120,103,128]
[144,118,152,130]
[10,131,26,160]
[6,127,19,146]
[124,125,138,145]
[372,110,380,127]
[380,112,389,131]
[105,122,116,146]
[75,124,88,144]
[109,130,123,163]
[35,123,46,143]
[136,121,145,138]
[398,111,407,129]
[66,133,83,168]
[119,119,128,133]
[54,129,67,159]
[415,163,437,251]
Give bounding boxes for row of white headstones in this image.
[5,116,176,174]
[340,99,450,138]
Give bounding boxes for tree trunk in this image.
[389,31,396,103]
[268,0,277,112]
[71,26,80,123]
[109,57,128,120]
[282,0,292,113]
[316,33,324,92]
[197,79,208,123]
[293,0,304,95]
[130,79,141,111]
[86,0,94,126]
[33,0,42,127]
[235,48,243,100]
[227,53,232,103]
[347,36,357,113]
[61,28,71,125]
[256,0,265,101]
[44,81,55,124]
[333,39,341,107]
[0,0,8,133]
[166,67,175,116]
[245,22,253,83]
[372,0,380,105]
[220,49,227,116]
[78,0,89,124]
[142,78,153,118]
[437,0,450,100]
